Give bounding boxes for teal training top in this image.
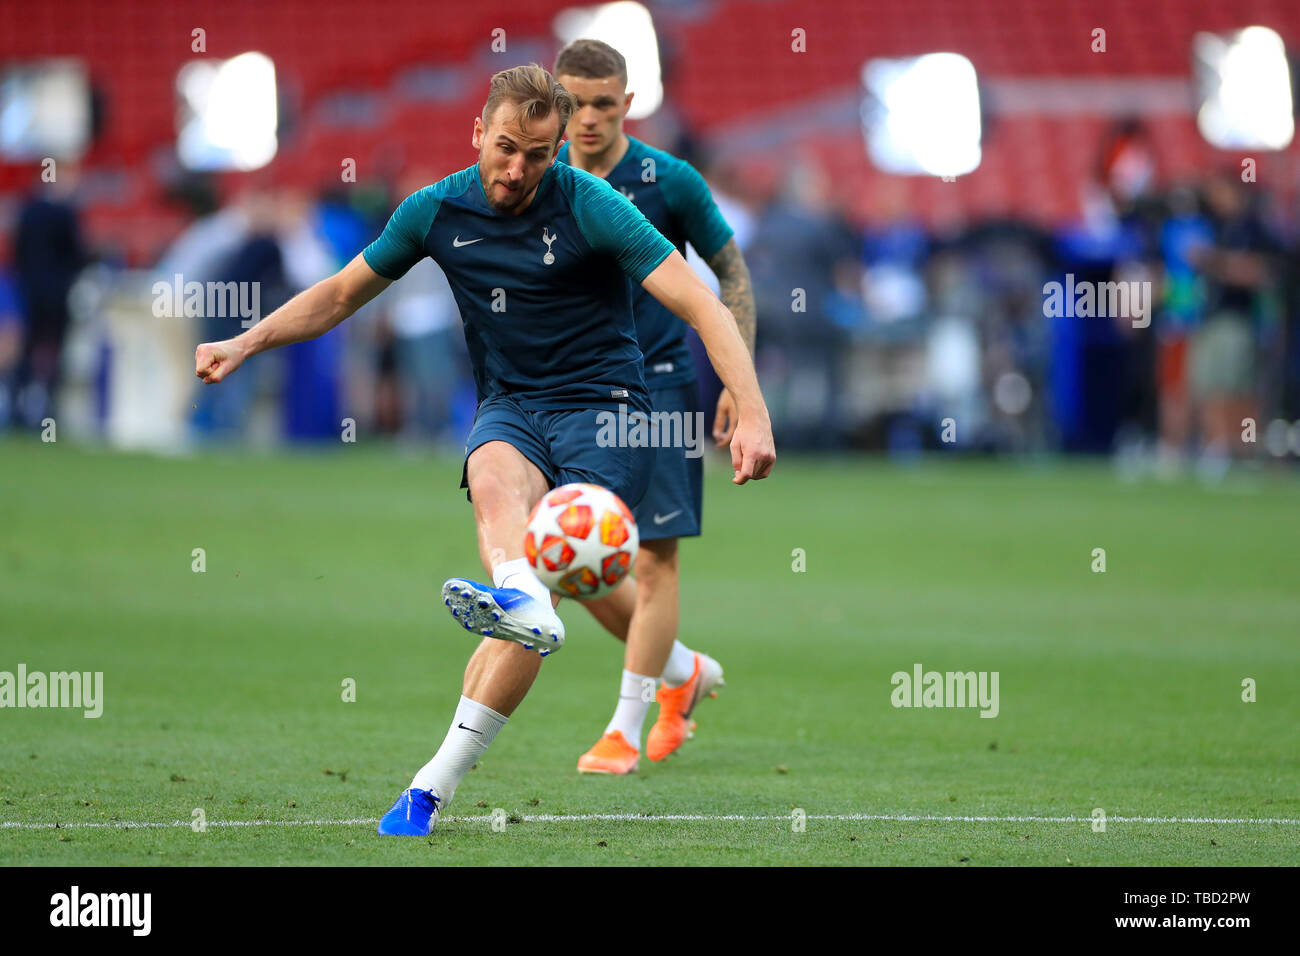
[557,136,734,389]
[363,160,675,410]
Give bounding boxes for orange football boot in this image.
[577,730,640,774]
[646,652,725,761]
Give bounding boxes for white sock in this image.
[410,696,507,805]
[661,641,697,687]
[493,557,552,606]
[605,669,655,751]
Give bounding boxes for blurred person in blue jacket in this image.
[11,168,88,428]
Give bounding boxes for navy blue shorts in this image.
[633,381,705,541]
[461,393,653,510]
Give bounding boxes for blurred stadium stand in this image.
[4,0,1299,243]
[2,0,1300,467]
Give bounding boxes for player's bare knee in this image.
[469,460,527,519]
[634,539,679,593]
[468,467,514,517]
[468,442,548,518]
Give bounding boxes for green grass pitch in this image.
[1,437,1297,865]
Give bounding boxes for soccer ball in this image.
[524,482,638,600]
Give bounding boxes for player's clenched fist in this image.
[729,415,775,485]
[195,338,248,384]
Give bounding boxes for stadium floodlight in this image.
[554,1,662,119]
[176,52,278,172]
[1194,26,1294,150]
[0,60,91,162]
[861,53,981,178]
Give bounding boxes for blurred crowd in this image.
[2,119,1298,475]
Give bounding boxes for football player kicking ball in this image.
[554,40,759,774]
[194,64,775,837]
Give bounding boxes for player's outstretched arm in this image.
[195,253,392,384]
[641,251,775,484]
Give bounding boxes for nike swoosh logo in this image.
[457,722,482,734]
[653,510,682,525]
[452,236,484,247]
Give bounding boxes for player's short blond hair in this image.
[482,64,575,146]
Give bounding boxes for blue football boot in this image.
[377,788,441,836]
[441,578,565,656]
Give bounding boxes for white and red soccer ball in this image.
[524,483,638,600]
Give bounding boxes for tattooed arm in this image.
[707,238,756,355]
[705,237,757,444]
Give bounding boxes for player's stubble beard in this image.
[478,155,534,214]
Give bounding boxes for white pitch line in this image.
[518,814,1300,825]
[2,813,1299,831]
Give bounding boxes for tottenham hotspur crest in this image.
[541,226,557,265]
